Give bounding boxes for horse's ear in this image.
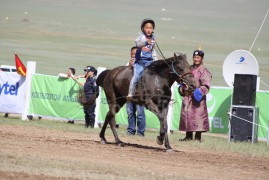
[177,53,186,60]
[173,53,177,61]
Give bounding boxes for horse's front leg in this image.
[158,118,173,152]
[157,106,173,152]
[146,99,172,151]
[164,129,172,151]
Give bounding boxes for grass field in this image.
[1,114,269,158]
[1,115,269,179]
[0,0,269,88]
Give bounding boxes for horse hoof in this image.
[156,136,163,145]
[100,139,107,145]
[117,142,125,147]
[166,149,173,153]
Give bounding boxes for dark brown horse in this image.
[85,53,196,152]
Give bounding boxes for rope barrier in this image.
[260,80,269,90]
[249,8,269,52]
[228,112,268,130]
[228,111,269,145]
[248,9,269,91]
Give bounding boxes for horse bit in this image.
[171,60,192,89]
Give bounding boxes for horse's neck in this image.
[150,63,175,87]
[165,67,176,87]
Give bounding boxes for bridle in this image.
[171,60,192,87]
[154,41,192,88]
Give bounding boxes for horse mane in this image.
[148,57,174,71]
[148,53,185,72]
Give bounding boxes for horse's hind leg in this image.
[99,111,112,144]
[109,99,125,146]
[100,98,125,146]
[109,115,124,147]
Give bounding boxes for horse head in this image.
[170,53,196,92]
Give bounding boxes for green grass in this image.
[0,115,98,135]
[1,114,269,158]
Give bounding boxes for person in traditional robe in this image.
[178,49,212,142]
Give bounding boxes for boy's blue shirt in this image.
[135,33,158,64]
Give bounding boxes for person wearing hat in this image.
[178,50,212,142]
[127,18,158,101]
[73,66,97,128]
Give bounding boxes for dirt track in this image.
[0,125,269,179]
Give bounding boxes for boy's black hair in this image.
[141,18,155,30]
[131,46,137,51]
[69,68,76,75]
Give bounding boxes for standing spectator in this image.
[178,50,212,142]
[73,66,97,128]
[58,67,76,79]
[126,47,146,136]
[59,67,85,124]
[67,67,76,78]
[67,67,76,124]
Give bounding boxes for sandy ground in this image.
[0,124,269,179]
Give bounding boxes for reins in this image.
[154,41,192,83]
[155,41,167,60]
[171,60,192,84]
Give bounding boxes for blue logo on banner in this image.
[0,82,19,96]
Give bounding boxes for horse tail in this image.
[78,70,110,107]
[77,88,88,107]
[96,69,110,87]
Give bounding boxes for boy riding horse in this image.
[127,18,158,101]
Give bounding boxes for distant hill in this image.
[0,0,268,89]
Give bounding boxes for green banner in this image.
[206,87,232,134]
[256,91,269,138]
[29,74,269,138]
[98,89,160,128]
[29,74,84,120]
